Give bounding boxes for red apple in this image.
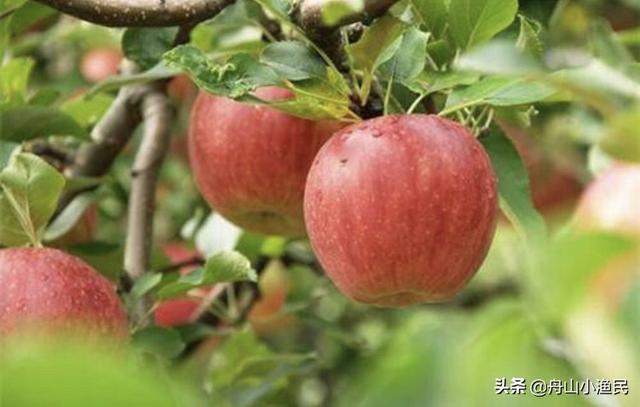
[188,87,343,236]
[168,74,197,105]
[574,164,640,236]
[80,48,122,83]
[247,261,296,335]
[0,247,128,338]
[304,114,498,307]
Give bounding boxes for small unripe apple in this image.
[574,164,640,236]
[80,48,122,83]
[304,114,498,307]
[188,87,342,236]
[0,247,128,337]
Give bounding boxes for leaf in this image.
[86,63,179,97]
[406,70,479,95]
[411,0,449,37]
[448,0,518,49]
[600,106,640,162]
[155,251,256,299]
[443,77,556,114]
[131,327,186,360]
[0,106,87,141]
[0,140,18,170]
[0,153,65,246]
[516,15,543,59]
[164,45,279,99]
[132,273,163,301]
[321,0,364,26]
[346,15,406,102]
[0,57,34,106]
[531,233,637,325]
[273,75,352,120]
[480,128,546,245]
[60,93,114,129]
[379,27,429,83]
[589,20,633,67]
[456,40,544,76]
[261,41,326,81]
[122,27,179,71]
[43,192,94,241]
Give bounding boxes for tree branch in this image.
[294,0,400,62]
[34,0,237,27]
[125,85,174,325]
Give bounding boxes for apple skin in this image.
[574,164,640,237]
[0,247,128,338]
[80,48,122,83]
[188,87,343,236]
[304,114,498,307]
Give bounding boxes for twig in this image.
[125,85,174,325]
[34,0,237,27]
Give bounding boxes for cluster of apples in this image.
[189,87,499,307]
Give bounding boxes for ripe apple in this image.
[80,48,122,83]
[304,114,498,307]
[188,87,343,236]
[168,74,197,105]
[247,261,297,335]
[574,164,640,236]
[0,247,128,338]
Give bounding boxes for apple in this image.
[574,164,640,236]
[168,74,197,105]
[247,261,296,335]
[80,48,122,83]
[188,87,343,236]
[0,247,128,338]
[304,114,498,307]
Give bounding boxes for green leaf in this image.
[346,15,406,102]
[600,106,640,162]
[131,272,164,301]
[155,251,256,299]
[448,0,518,49]
[379,27,429,83]
[480,128,546,245]
[122,27,179,71]
[0,106,87,142]
[60,93,114,129]
[272,75,352,120]
[164,45,279,99]
[261,41,326,81]
[411,0,449,37]
[532,233,637,325]
[443,77,556,114]
[86,64,179,96]
[589,20,633,67]
[0,140,18,170]
[0,57,34,106]
[132,326,186,360]
[406,70,479,95]
[456,40,544,76]
[516,15,543,59]
[321,0,364,26]
[0,153,65,246]
[43,192,94,241]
